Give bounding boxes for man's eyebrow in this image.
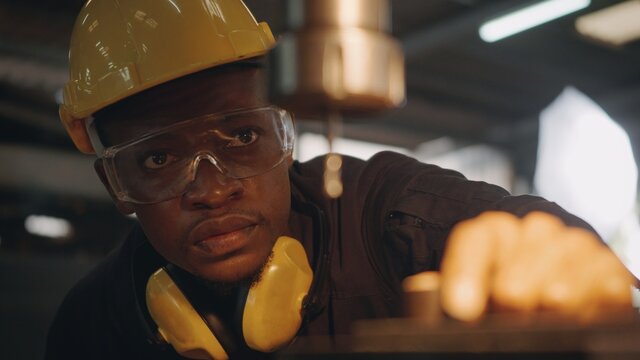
[94,115,151,146]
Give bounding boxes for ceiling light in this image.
[479,0,591,43]
[575,0,640,46]
[24,215,73,240]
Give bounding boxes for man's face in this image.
[95,66,292,284]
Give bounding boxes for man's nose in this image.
[182,156,244,209]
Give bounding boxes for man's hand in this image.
[440,211,634,322]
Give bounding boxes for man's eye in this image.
[227,128,259,148]
[142,152,176,169]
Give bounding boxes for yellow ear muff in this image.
[242,236,313,352]
[146,268,229,360]
[145,236,313,357]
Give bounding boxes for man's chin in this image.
[193,251,273,291]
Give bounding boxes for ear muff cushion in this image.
[242,236,313,352]
[146,268,229,360]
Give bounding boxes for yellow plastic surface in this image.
[242,236,313,352]
[61,0,276,154]
[146,268,228,360]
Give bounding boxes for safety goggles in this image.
[90,106,294,204]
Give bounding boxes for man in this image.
[46,0,635,359]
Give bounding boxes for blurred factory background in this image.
[1,0,639,359]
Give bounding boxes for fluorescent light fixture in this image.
[25,215,73,240]
[575,0,640,46]
[479,0,591,42]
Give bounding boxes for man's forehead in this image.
[95,65,266,146]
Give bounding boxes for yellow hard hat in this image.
[60,0,276,154]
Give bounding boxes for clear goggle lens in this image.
[99,106,294,204]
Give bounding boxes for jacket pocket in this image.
[383,210,449,278]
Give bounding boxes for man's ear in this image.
[94,159,136,215]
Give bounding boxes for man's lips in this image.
[188,215,258,256]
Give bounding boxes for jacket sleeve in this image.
[363,152,597,281]
[44,235,184,360]
[45,276,109,360]
[43,259,143,360]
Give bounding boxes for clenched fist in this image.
[440,211,634,322]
